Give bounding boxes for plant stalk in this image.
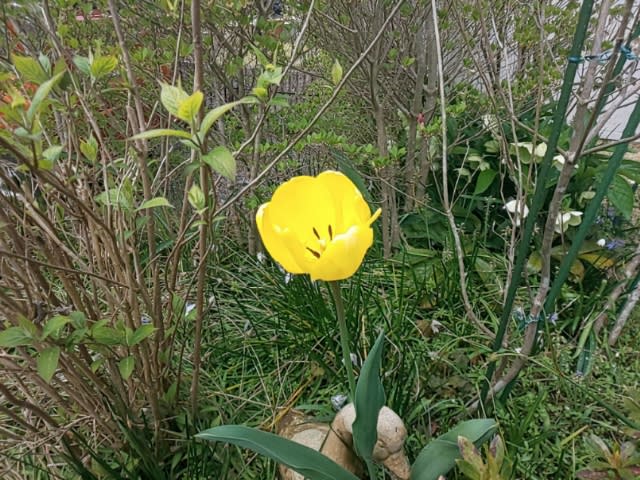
[329,281,356,399]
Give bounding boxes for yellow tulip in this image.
[256,170,381,281]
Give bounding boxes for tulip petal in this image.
[316,171,372,232]
[309,225,374,281]
[256,203,305,273]
[265,175,338,245]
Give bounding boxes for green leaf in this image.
[69,311,87,328]
[137,197,173,211]
[42,145,64,163]
[250,45,270,66]
[202,146,236,181]
[198,97,259,139]
[130,128,192,141]
[607,174,634,220]
[118,356,135,380]
[160,83,189,117]
[92,325,124,345]
[618,159,640,183]
[42,315,71,340]
[352,331,386,475]
[73,56,91,75]
[411,419,497,480]
[0,326,33,347]
[80,136,98,163]
[12,54,48,84]
[176,90,203,124]
[331,59,343,85]
[26,71,64,124]
[473,169,497,195]
[37,346,60,383]
[260,67,284,86]
[18,316,37,338]
[95,188,133,210]
[128,324,156,346]
[38,54,51,76]
[188,184,206,211]
[268,95,288,109]
[89,55,118,80]
[196,425,359,480]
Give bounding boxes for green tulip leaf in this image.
[196,425,359,480]
[411,418,497,480]
[353,331,386,476]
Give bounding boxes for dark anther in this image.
[306,247,321,259]
[328,224,333,239]
[312,227,320,239]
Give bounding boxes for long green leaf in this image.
[411,419,497,480]
[130,129,192,141]
[26,71,64,124]
[196,425,359,480]
[352,331,385,477]
[198,96,259,139]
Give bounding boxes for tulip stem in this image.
[329,281,357,399]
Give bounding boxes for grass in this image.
[170,241,640,479]
[3,235,639,479]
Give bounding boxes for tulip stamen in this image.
[312,227,321,240]
[328,224,333,240]
[306,247,321,259]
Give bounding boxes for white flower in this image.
[482,114,500,137]
[552,153,578,172]
[597,238,606,247]
[511,141,547,164]
[555,210,583,234]
[505,199,529,227]
[552,154,565,171]
[257,251,266,263]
